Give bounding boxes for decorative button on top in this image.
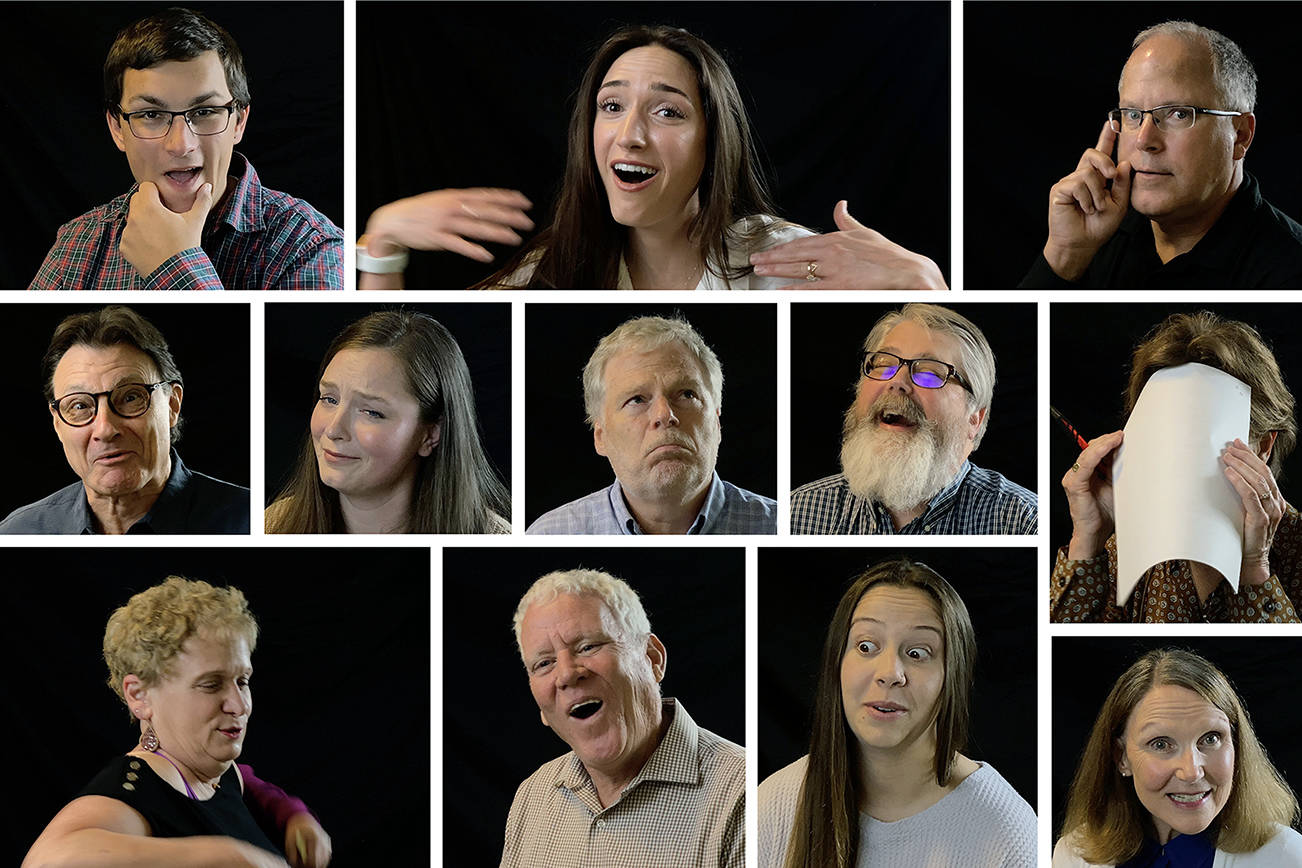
[129,760,141,770]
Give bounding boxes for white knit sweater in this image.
[757,755,1037,868]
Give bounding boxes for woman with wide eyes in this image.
[357,25,946,290]
[1054,648,1302,867]
[758,559,1036,867]
[265,310,509,534]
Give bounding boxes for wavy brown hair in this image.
[1061,648,1298,863]
[267,310,508,534]
[782,559,976,868]
[1125,311,1296,476]
[476,24,787,289]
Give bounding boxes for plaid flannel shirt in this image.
[789,461,1038,535]
[28,153,342,290]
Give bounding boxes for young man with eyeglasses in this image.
[0,306,248,534]
[790,304,1036,535]
[28,8,342,290]
[1022,20,1302,289]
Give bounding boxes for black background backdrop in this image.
[0,2,343,290]
[1052,637,1302,843]
[790,302,1038,497]
[357,2,950,289]
[0,302,251,521]
[263,302,511,514]
[966,3,1302,288]
[442,546,744,862]
[759,546,1038,809]
[524,303,775,526]
[1048,302,1302,566]
[2,547,429,867]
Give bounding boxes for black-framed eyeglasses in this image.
[861,351,973,393]
[1107,105,1243,134]
[51,381,176,426]
[115,100,239,139]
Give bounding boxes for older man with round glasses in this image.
[1021,20,1302,288]
[790,303,1036,535]
[0,306,248,534]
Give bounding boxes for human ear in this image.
[1257,430,1277,464]
[418,421,441,457]
[645,633,667,682]
[1232,113,1256,161]
[167,383,183,427]
[539,709,550,729]
[968,406,988,442]
[593,420,607,457]
[232,104,250,145]
[1115,740,1131,776]
[124,674,152,719]
[107,110,127,152]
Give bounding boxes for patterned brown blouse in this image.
[1051,505,1302,623]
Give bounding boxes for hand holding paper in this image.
[1220,435,1284,589]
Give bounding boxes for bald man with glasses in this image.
[1021,20,1302,289]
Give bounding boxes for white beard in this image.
[840,402,966,513]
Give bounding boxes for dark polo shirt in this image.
[0,450,248,534]
[1020,172,1302,288]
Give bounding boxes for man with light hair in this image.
[1022,20,1302,288]
[526,315,776,534]
[503,569,744,867]
[790,303,1036,534]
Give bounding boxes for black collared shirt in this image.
[0,450,249,534]
[1020,172,1302,288]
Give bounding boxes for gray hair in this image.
[581,316,724,428]
[512,569,652,664]
[862,303,996,448]
[1124,21,1257,112]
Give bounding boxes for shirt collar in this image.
[553,698,698,795]
[77,449,190,534]
[608,473,722,535]
[1114,171,1261,271]
[104,151,261,235]
[1116,829,1216,868]
[869,460,972,532]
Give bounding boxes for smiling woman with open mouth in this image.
[357,25,948,291]
[1054,648,1302,867]
[758,559,1036,867]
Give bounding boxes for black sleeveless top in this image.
[77,754,279,854]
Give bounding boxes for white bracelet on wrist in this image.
[356,243,409,274]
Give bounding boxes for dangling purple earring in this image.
[140,721,160,752]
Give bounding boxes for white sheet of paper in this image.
[1113,362,1251,605]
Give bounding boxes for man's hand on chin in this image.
[120,180,214,277]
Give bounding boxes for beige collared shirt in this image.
[500,699,744,868]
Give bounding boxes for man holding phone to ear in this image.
[1020,20,1302,289]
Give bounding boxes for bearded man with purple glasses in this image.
[790,303,1036,535]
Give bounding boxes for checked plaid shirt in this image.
[789,461,1037,535]
[501,699,744,868]
[28,153,342,290]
